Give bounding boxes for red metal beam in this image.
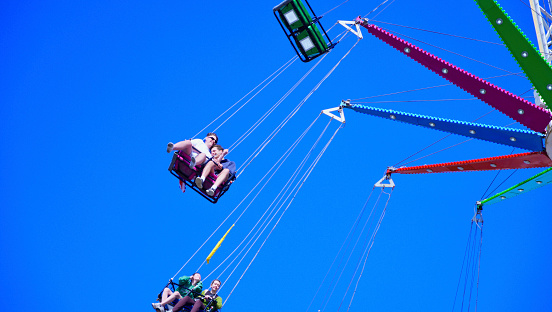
[391,151,552,174]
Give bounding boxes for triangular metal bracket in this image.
[322,106,346,123]
[338,20,363,39]
[374,173,395,188]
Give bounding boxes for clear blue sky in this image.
[2,1,550,311]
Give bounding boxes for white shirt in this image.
[190,138,212,161]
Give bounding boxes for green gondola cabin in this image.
[273,0,335,62]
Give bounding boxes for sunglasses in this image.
[208,136,218,143]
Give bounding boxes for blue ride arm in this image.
[344,103,545,151]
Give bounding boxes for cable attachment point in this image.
[338,17,364,39]
[321,106,346,123]
[340,99,351,107]
[375,167,395,188]
[472,202,484,224]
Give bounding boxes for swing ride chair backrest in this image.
[273,0,335,62]
[168,148,236,204]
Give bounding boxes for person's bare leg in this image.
[170,140,193,154]
[211,169,230,189]
[196,161,215,188]
[201,162,216,179]
[160,291,182,305]
[195,152,206,167]
[205,168,230,196]
[162,288,173,302]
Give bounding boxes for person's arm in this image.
[192,282,203,299]
[212,155,224,168]
[214,296,223,310]
[215,149,229,164]
[179,276,190,285]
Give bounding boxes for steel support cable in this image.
[371,20,506,46]
[353,99,478,104]
[211,57,298,136]
[400,138,475,167]
[229,28,349,160]
[320,0,350,17]
[224,124,344,306]
[452,222,475,312]
[349,72,523,102]
[392,109,494,168]
[237,34,357,178]
[171,27,353,285]
[228,51,328,153]
[364,0,395,19]
[480,169,505,201]
[337,189,391,311]
[235,57,330,175]
[171,114,317,278]
[193,56,298,139]
[221,118,334,272]
[202,116,328,279]
[380,27,529,79]
[234,28,349,169]
[345,188,393,312]
[476,138,520,201]
[305,187,377,312]
[466,225,480,312]
[459,223,481,312]
[459,227,476,312]
[215,120,335,293]
[486,163,519,196]
[321,189,386,312]
[195,114,323,276]
[518,0,550,26]
[474,225,484,312]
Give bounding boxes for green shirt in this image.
[201,290,223,312]
[176,276,203,299]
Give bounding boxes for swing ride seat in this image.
[273,0,335,62]
[163,301,199,312]
[168,150,236,204]
[164,300,216,312]
[158,282,213,312]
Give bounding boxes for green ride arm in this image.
[475,0,552,111]
[480,167,552,206]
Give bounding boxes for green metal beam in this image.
[480,167,552,206]
[475,0,552,110]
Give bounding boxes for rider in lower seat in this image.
[172,279,223,312]
[194,145,236,196]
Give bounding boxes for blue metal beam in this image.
[345,103,545,151]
